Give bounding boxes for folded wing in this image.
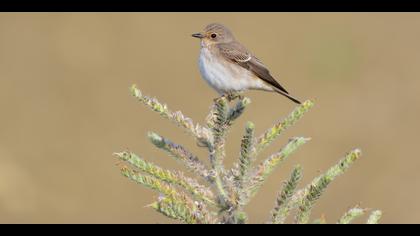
[217,42,290,95]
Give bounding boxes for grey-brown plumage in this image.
[193,23,301,104]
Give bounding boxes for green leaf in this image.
[337,206,366,224]
[255,100,314,155]
[115,151,215,205]
[293,149,362,224]
[131,84,213,146]
[147,132,214,183]
[367,210,383,224]
[271,165,303,224]
[243,137,309,204]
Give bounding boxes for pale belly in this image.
[198,48,271,95]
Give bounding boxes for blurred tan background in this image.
[0,13,419,224]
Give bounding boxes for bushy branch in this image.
[120,166,178,197]
[147,132,214,182]
[337,206,366,224]
[120,165,215,224]
[242,137,309,205]
[115,151,215,205]
[130,84,213,147]
[149,197,199,223]
[270,165,303,224]
[237,121,255,187]
[295,174,330,224]
[367,210,383,224]
[254,100,314,155]
[292,149,362,224]
[150,196,215,224]
[115,85,381,224]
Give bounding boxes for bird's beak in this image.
[192,32,204,39]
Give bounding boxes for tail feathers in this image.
[274,88,301,104]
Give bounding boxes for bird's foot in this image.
[213,94,227,103]
[213,92,243,103]
[213,96,223,103]
[226,92,243,102]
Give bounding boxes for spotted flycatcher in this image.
[192,23,301,104]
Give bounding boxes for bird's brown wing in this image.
[217,42,289,94]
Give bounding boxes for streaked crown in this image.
[192,23,235,44]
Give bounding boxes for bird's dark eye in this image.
[211,33,217,38]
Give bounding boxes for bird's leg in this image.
[213,96,223,103]
[225,91,243,102]
[236,93,244,100]
[213,92,243,103]
[213,93,229,103]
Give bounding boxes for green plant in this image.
[114,85,382,224]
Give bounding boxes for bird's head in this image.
[192,23,235,46]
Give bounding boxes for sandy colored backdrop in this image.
[0,13,419,223]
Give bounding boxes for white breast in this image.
[198,47,269,95]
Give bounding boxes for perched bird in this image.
[192,23,301,104]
